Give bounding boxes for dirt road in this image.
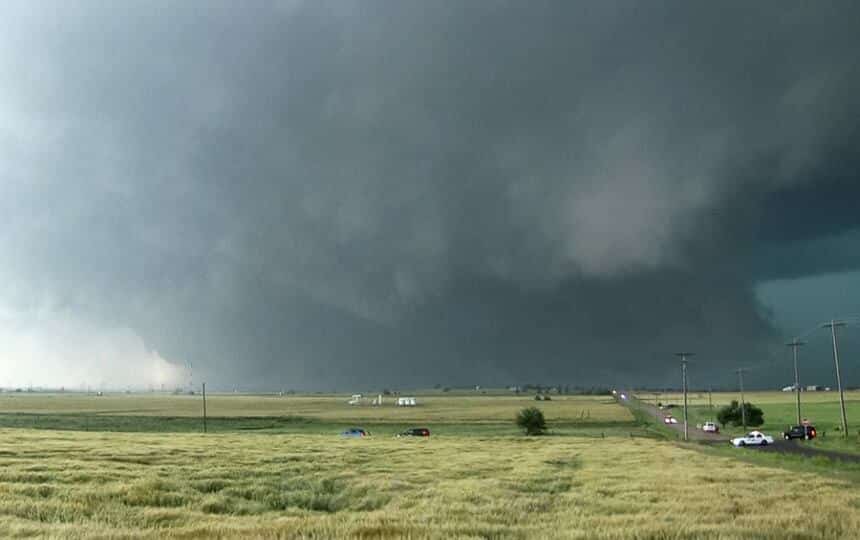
[632,397,724,442]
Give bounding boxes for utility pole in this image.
[675,353,694,441]
[654,392,660,422]
[735,368,748,431]
[822,321,849,437]
[786,339,805,425]
[708,387,713,419]
[202,382,208,434]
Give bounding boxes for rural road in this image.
[632,398,723,442]
[625,395,860,463]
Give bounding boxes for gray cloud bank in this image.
[1,1,859,390]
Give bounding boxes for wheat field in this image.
[2,428,859,539]
[0,393,629,424]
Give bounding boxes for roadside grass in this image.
[3,428,860,538]
[695,440,860,481]
[636,390,860,454]
[626,392,860,484]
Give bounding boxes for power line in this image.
[668,315,857,392]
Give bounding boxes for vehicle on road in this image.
[397,427,430,438]
[731,431,774,447]
[663,415,678,424]
[783,425,816,440]
[702,421,719,433]
[341,427,369,438]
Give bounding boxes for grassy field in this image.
[0,393,628,421]
[3,428,860,539]
[0,393,630,435]
[636,390,860,453]
[4,392,860,538]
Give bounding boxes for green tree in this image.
[716,400,764,427]
[516,406,547,436]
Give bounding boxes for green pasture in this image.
[636,390,860,453]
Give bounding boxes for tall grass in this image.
[2,428,859,538]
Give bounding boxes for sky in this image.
[1,1,859,391]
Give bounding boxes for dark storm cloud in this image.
[750,173,860,281]
[2,1,859,389]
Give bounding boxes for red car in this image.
[397,427,430,437]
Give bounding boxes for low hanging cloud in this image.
[0,300,184,389]
[0,1,859,390]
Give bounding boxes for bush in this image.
[516,407,547,436]
[716,400,764,427]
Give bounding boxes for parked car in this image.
[702,421,719,433]
[341,427,369,438]
[783,425,816,440]
[663,415,678,424]
[731,431,774,447]
[397,427,430,438]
